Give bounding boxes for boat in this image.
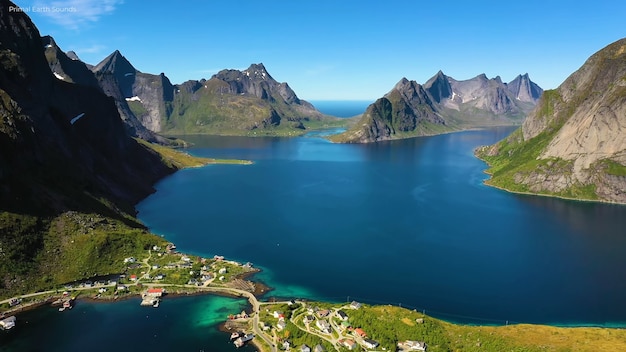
[233,333,254,348]
[0,316,16,330]
[152,298,160,308]
[230,332,242,341]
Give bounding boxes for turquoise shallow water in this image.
[0,295,254,352]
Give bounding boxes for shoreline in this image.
[483,178,626,206]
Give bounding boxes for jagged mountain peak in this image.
[424,71,452,103]
[476,73,489,81]
[92,50,137,75]
[392,77,413,91]
[42,35,56,48]
[66,50,80,61]
[507,72,543,103]
[241,63,273,81]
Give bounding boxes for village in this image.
[226,298,429,352]
[1,244,430,352]
[0,243,259,326]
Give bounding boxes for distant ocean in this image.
[308,100,372,118]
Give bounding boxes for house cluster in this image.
[281,341,325,352]
[273,310,288,331]
[397,340,428,351]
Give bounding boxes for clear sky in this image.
[12,0,626,100]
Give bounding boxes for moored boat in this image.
[0,316,16,330]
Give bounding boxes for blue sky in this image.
[13,0,626,100]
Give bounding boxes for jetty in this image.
[0,316,17,330]
[233,333,254,348]
[140,288,165,307]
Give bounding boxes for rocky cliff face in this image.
[507,73,543,103]
[40,42,165,143]
[0,0,175,215]
[335,71,542,143]
[477,38,626,203]
[91,51,174,138]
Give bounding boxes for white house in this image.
[362,339,379,349]
[316,319,331,333]
[277,320,287,331]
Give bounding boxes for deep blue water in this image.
[133,127,626,327]
[309,100,372,117]
[5,125,626,351]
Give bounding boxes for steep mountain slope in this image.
[0,0,179,294]
[41,40,165,143]
[165,63,337,135]
[476,38,626,203]
[91,56,339,136]
[333,71,542,143]
[91,50,172,142]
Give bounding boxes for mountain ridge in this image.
[332,71,543,143]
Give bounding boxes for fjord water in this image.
[137,126,626,327]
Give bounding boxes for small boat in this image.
[230,332,241,341]
[63,300,73,310]
[152,299,160,308]
[0,316,16,330]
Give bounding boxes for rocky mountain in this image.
[165,63,333,135]
[91,55,336,136]
[506,73,543,103]
[0,0,177,292]
[90,50,173,142]
[476,38,626,204]
[41,39,165,143]
[333,71,542,143]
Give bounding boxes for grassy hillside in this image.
[165,79,347,136]
[0,141,249,299]
[263,302,626,352]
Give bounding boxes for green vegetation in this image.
[0,211,165,299]
[163,79,347,137]
[475,87,626,203]
[135,138,252,167]
[601,159,626,176]
[258,302,626,352]
[127,100,148,118]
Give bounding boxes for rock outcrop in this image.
[477,38,626,203]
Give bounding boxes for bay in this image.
[135,126,626,327]
[0,295,254,352]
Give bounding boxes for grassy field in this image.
[135,138,252,166]
[260,302,626,352]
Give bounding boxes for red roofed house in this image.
[146,288,165,297]
[354,328,367,338]
[129,274,137,281]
